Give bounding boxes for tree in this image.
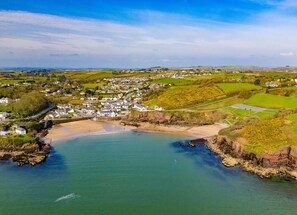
[13,91,47,117]
[254,79,261,85]
[58,75,67,82]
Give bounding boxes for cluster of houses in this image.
[46,103,96,119]
[45,76,164,119]
[0,125,27,136]
[265,79,297,88]
[0,97,19,105]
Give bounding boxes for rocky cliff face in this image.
[202,136,297,179]
[123,111,223,126]
[0,142,51,166]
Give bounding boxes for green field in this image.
[145,85,225,109]
[151,78,193,86]
[190,96,243,111]
[245,93,297,109]
[242,118,290,155]
[223,107,276,120]
[81,83,103,89]
[216,83,261,94]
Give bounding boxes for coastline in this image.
[44,119,129,143]
[45,119,229,143]
[202,136,297,180]
[41,119,297,180]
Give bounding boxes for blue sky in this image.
[0,0,297,68]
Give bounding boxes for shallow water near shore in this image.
[1,132,297,215]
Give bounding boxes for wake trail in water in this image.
[55,193,80,202]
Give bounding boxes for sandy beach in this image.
[45,120,121,143]
[119,122,229,138]
[45,119,228,143]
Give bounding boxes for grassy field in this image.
[242,118,290,156]
[245,93,297,109]
[216,83,261,94]
[150,78,194,86]
[223,107,276,120]
[81,83,103,89]
[64,70,152,82]
[220,112,297,156]
[145,85,225,109]
[64,71,115,81]
[189,96,243,111]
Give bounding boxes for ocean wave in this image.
[55,193,80,202]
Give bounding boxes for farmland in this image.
[150,78,193,86]
[216,83,262,94]
[245,93,297,109]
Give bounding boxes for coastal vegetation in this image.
[2,68,297,171]
[145,84,225,109]
[13,91,48,117]
[216,83,261,94]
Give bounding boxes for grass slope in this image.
[216,83,261,94]
[245,93,297,109]
[145,85,225,109]
[151,78,193,86]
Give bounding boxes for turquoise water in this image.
[1,131,297,215]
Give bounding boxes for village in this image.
[1,68,297,139]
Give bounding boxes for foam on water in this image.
[55,193,80,202]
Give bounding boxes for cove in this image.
[0,131,297,215]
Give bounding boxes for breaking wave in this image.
[55,193,80,202]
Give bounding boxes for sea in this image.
[1,131,297,215]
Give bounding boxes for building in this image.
[14,127,27,135]
[0,97,10,105]
[0,112,9,119]
[154,106,164,111]
[133,104,148,112]
[0,130,10,136]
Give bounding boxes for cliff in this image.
[201,136,297,179]
[0,142,51,166]
[122,111,226,126]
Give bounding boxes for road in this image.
[0,103,55,123]
[26,103,55,119]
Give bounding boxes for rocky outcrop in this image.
[122,111,223,126]
[200,136,297,179]
[0,142,51,166]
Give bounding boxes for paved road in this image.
[230,104,267,112]
[0,103,55,123]
[26,103,55,119]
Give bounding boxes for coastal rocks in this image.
[0,142,51,166]
[203,136,297,180]
[262,146,291,168]
[222,157,238,167]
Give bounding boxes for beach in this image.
[128,122,229,138]
[45,119,228,143]
[45,120,124,143]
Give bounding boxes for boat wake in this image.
[55,193,80,202]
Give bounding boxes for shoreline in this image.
[202,136,297,180]
[45,119,229,143]
[44,119,129,143]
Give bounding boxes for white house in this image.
[154,106,164,111]
[0,112,9,119]
[0,97,10,105]
[265,82,279,88]
[0,130,10,136]
[133,104,148,112]
[14,127,27,135]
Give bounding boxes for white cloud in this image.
[1,10,297,67]
[280,52,294,56]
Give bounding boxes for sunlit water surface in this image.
[1,131,297,215]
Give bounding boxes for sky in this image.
[0,0,297,68]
